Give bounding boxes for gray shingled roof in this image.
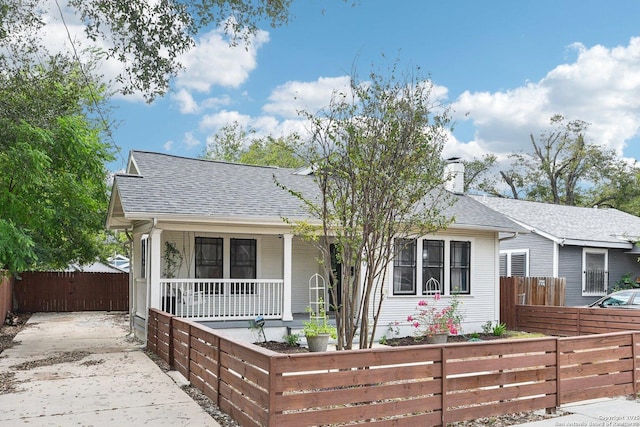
[114,150,317,221]
[471,195,640,247]
[110,151,523,232]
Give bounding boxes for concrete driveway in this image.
[0,312,219,426]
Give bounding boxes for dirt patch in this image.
[10,350,91,370]
[0,372,23,394]
[253,340,309,353]
[0,312,32,354]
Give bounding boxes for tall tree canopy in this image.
[0,0,300,102]
[285,62,454,350]
[202,121,304,168]
[0,56,115,272]
[465,115,623,207]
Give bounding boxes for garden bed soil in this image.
[254,332,525,353]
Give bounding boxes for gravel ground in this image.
[1,314,565,426]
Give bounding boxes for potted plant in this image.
[303,299,337,352]
[407,293,463,344]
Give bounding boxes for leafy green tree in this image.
[0,57,115,272]
[589,160,640,215]
[467,115,620,205]
[203,121,304,168]
[285,62,454,350]
[1,1,340,101]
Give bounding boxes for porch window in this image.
[583,248,608,295]
[230,238,256,294]
[195,237,223,291]
[393,239,416,294]
[450,241,471,294]
[422,240,443,295]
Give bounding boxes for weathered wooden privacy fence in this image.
[148,308,640,427]
[14,271,128,312]
[501,276,566,328]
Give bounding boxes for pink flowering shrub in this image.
[407,293,463,337]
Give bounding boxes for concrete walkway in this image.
[0,312,219,426]
[521,397,640,426]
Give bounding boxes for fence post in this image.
[552,337,560,412]
[633,333,638,399]
[215,335,222,407]
[186,322,192,383]
[168,315,174,369]
[441,346,447,425]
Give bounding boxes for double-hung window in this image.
[450,241,471,294]
[195,237,223,294]
[583,248,608,296]
[499,250,528,277]
[422,240,444,295]
[393,239,416,294]
[230,238,257,294]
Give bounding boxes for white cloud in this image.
[171,89,232,114]
[175,24,269,93]
[263,76,352,118]
[172,89,199,114]
[163,140,174,151]
[183,132,201,149]
[452,37,640,158]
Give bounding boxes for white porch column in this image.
[282,233,293,321]
[149,228,163,310]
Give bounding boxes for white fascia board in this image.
[448,223,529,234]
[123,212,323,229]
[561,239,632,249]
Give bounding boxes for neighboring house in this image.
[108,254,130,272]
[64,261,127,274]
[106,151,525,341]
[472,196,640,306]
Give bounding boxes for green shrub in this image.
[283,333,300,347]
[492,322,507,336]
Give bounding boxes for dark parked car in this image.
[588,289,640,309]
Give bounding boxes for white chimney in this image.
[444,157,464,194]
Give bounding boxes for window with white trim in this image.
[393,239,416,295]
[195,237,223,279]
[450,241,471,294]
[392,237,472,296]
[422,240,444,295]
[499,250,528,277]
[230,238,257,294]
[582,248,608,296]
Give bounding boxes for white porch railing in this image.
[160,279,284,320]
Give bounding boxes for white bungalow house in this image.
[106,151,525,342]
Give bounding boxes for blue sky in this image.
[46,1,640,171]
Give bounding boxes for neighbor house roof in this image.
[107,151,524,234]
[471,195,640,249]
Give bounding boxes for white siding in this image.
[260,235,283,279]
[161,231,191,278]
[291,237,323,314]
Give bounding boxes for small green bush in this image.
[283,333,300,347]
[492,322,507,337]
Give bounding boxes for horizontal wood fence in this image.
[501,277,566,329]
[515,304,640,336]
[15,271,128,312]
[148,308,640,427]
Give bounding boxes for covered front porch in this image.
[130,224,334,340]
[160,278,285,320]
